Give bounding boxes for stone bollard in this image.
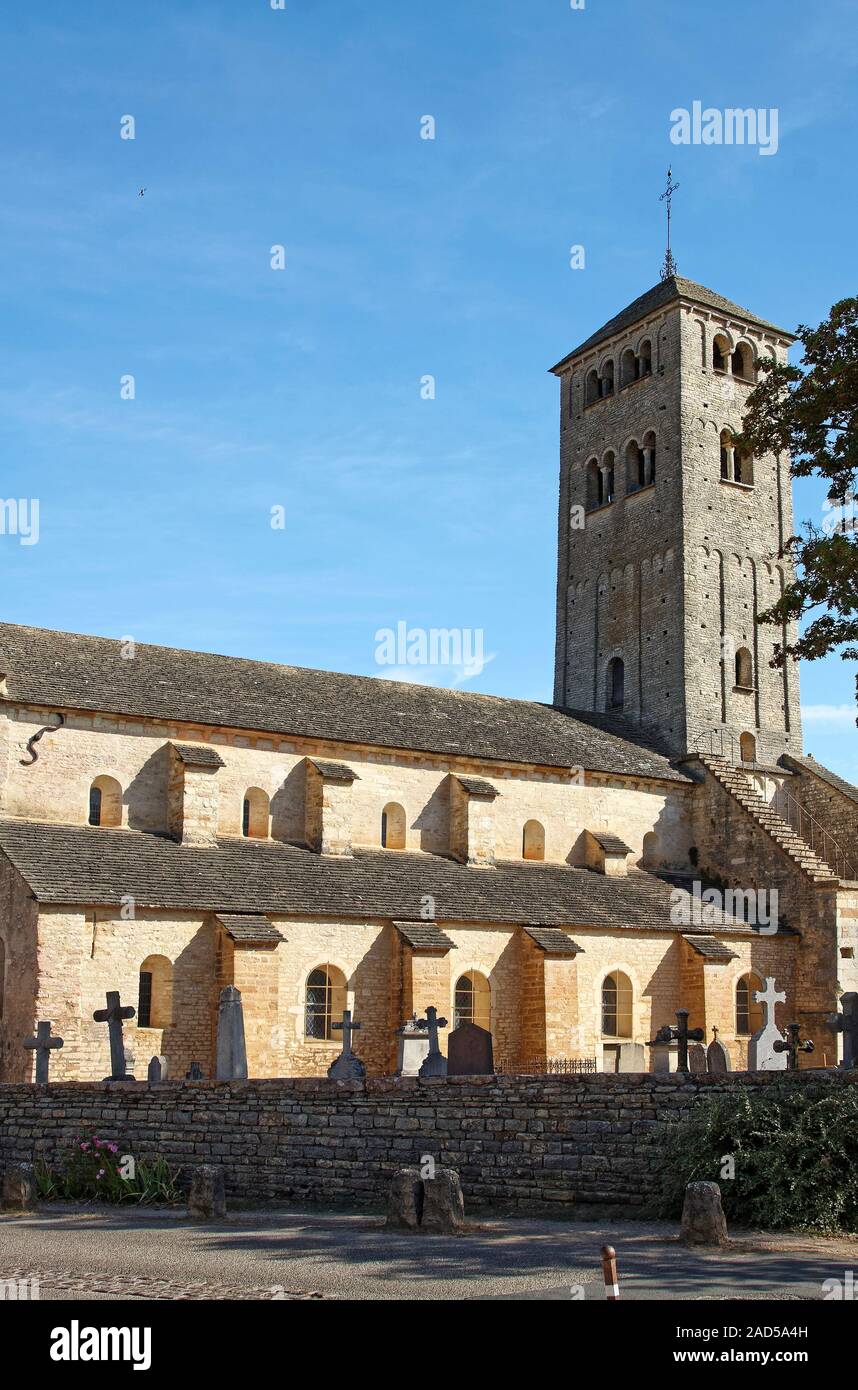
[386,1167,424,1230]
[386,1165,465,1233]
[1,1162,35,1213]
[421,1168,466,1233]
[680,1180,728,1247]
[188,1165,227,1220]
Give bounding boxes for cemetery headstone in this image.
[616,1041,647,1072]
[417,1006,448,1078]
[215,985,248,1081]
[688,1043,707,1074]
[185,1061,204,1080]
[328,1009,366,1080]
[23,1021,64,1083]
[773,1022,814,1070]
[647,1010,703,1074]
[706,1031,731,1073]
[92,990,136,1081]
[147,1055,168,1083]
[395,1014,430,1077]
[447,1021,494,1076]
[748,977,787,1071]
[828,992,858,1069]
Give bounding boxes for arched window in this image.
[736,973,764,1036]
[713,334,730,372]
[138,954,173,1030]
[242,787,269,839]
[585,369,600,406]
[637,339,652,377]
[735,447,754,486]
[602,971,633,1037]
[305,964,347,1040]
[586,457,601,510]
[88,776,122,828]
[735,647,754,689]
[599,360,614,397]
[620,347,637,388]
[626,438,644,492]
[522,819,545,861]
[642,832,660,868]
[731,342,756,382]
[0,936,5,1019]
[641,430,657,485]
[601,451,616,505]
[606,657,625,711]
[381,802,406,850]
[454,971,491,1030]
[740,732,757,764]
[719,428,732,480]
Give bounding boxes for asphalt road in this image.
[2,1207,855,1300]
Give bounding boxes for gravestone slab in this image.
[447,1022,494,1076]
[617,1042,647,1072]
[829,992,858,1069]
[748,977,787,1071]
[395,1016,430,1077]
[688,1043,707,1074]
[216,985,248,1081]
[147,1055,168,1083]
[707,1039,731,1073]
[650,1042,679,1074]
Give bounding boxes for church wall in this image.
[678,310,802,763]
[0,852,39,1082]
[0,704,695,869]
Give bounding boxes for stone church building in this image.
[1,275,856,1082]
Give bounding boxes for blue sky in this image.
[0,0,855,775]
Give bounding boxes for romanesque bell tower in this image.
[550,275,802,766]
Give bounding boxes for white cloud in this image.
[801,703,857,726]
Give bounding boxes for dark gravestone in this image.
[447,1022,494,1076]
[688,1043,707,1075]
[707,1038,731,1073]
[93,990,136,1081]
[829,992,858,1069]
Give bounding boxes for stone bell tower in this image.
[550,274,802,766]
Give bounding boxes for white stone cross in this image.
[754,977,786,1029]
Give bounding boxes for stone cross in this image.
[828,992,858,1069]
[92,991,136,1081]
[417,1005,449,1078]
[215,985,248,1081]
[23,1020,64,1083]
[650,1009,704,1074]
[328,1009,366,1080]
[748,977,787,1071]
[773,1022,815,1071]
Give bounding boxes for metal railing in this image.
[772,783,857,881]
[494,1056,597,1075]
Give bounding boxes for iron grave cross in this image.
[651,1009,704,1074]
[773,1022,815,1071]
[23,1020,64,1083]
[828,992,858,1068]
[93,990,136,1081]
[328,1009,366,1080]
[332,1008,360,1055]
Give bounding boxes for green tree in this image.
[739,297,858,713]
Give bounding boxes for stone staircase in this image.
[693,753,838,883]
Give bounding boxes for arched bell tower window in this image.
[606,657,625,712]
[713,334,731,372]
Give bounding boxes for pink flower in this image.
[96,1169,105,1179]
[80,1142,89,1151]
[108,1144,119,1154]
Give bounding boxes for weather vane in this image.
[659,166,679,281]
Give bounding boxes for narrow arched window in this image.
[602,971,633,1038]
[602,451,616,504]
[88,776,122,828]
[642,430,657,485]
[713,334,730,372]
[740,732,757,764]
[625,439,643,492]
[454,971,491,1030]
[522,820,545,861]
[735,648,753,689]
[138,954,173,1029]
[585,369,600,406]
[637,339,652,377]
[242,788,269,839]
[736,973,764,1035]
[600,360,614,397]
[381,802,406,849]
[731,342,756,382]
[607,657,625,711]
[305,965,347,1040]
[620,347,636,388]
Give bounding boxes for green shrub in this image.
[35,1129,182,1205]
[650,1083,858,1233]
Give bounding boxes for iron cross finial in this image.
[659,166,680,281]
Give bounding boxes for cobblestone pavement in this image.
[0,1266,322,1300]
